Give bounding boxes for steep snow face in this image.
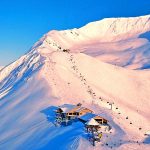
[0,15,150,150]
[0,50,42,98]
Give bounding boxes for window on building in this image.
[76,112,79,115]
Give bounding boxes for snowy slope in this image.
[0,15,150,150]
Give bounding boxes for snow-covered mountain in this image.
[33,14,150,69]
[0,15,150,150]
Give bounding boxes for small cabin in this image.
[79,113,108,125]
[94,116,108,124]
[85,118,100,132]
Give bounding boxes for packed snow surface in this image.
[0,15,150,150]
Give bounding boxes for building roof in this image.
[85,118,99,126]
[76,107,84,112]
[76,107,91,113]
[58,104,77,113]
[79,113,108,122]
[79,113,96,121]
[76,107,92,113]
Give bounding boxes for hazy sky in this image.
[0,0,150,66]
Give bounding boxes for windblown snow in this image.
[0,15,150,150]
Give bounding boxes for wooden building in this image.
[56,104,93,120]
[94,116,108,124]
[79,113,108,125]
[85,118,100,132]
[75,107,93,116]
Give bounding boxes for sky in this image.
[0,0,150,66]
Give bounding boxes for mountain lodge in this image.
[56,103,93,120]
[79,113,108,124]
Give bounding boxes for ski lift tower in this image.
[109,102,114,110]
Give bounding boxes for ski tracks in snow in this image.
[70,136,80,150]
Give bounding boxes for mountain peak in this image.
[79,14,150,40]
[32,15,150,55]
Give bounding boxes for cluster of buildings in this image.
[55,103,110,131]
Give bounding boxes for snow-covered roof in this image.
[79,113,96,121]
[76,107,84,112]
[85,118,99,126]
[76,107,90,112]
[58,104,76,113]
